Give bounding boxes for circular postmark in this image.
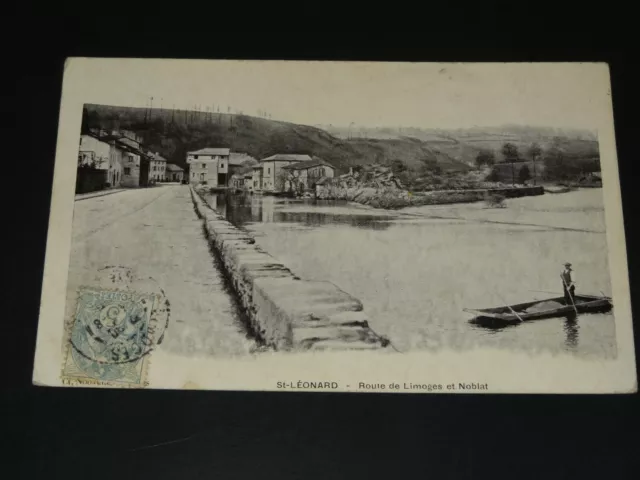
[68,287,170,381]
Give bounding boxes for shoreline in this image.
[314,185,545,210]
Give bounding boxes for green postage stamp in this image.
[62,287,168,387]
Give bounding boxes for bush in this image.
[486,166,501,183]
[485,193,506,208]
[518,165,531,185]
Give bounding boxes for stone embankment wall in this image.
[189,186,389,352]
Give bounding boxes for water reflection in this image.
[470,313,581,350]
[205,192,394,230]
[200,188,615,359]
[469,316,519,332]
[563,315,579,349]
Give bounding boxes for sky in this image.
[66,59,612,131]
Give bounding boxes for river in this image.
[203,189,616,359]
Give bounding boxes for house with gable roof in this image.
[259,154,313,192]
[186,147,231,186]
[281,157,335,193]
[150,152,168,182]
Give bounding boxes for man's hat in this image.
[564,262,572,267]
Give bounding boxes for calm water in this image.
[204,190,617,359]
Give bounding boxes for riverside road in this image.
[66,184,254,358]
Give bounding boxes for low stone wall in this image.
[189,186,390,352]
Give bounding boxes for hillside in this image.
[83,104,600,178]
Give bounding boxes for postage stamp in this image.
[61,287,169,387]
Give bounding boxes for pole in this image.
[561,276,579,315]
[494,292,525,323]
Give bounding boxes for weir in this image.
[189,186,390,352]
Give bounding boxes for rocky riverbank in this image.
[315,165,544,210]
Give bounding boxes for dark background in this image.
[5,15,639,479]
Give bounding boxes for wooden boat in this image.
[464,294,612,324]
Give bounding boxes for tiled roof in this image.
[116,141,147,158]
[166,164,184,172]
[188,147,230,156]
[281,158,334,171]
[229,152,257,166]
[261,154,312,162]
[150,152,167,162]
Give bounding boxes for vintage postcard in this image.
[33,58,636,393]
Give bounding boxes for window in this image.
[267,168,270,174]
[202,163,206,169]
[124,167,131,175]
[194,155,199,159]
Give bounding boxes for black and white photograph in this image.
[32,59,636,393]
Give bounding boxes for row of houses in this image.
[186,149,335,193]
[77,129,185,193]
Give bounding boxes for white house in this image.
[150,152,167,181]
[79,134,110,169]
[259,154,312,192]
[166,164,185,182]
[79,134,124,187]
[281,158,335,193]
[120,148,141,187]
[186,147,230,186]
[251,165,263,192]
[243,173,253,191]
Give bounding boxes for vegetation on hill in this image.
[82,104,601,188]
[83,105,480,174]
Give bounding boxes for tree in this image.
[501,143,520,186]
[501,142,519,162]
[527,142,542,185]
[475,150,496,167]
[486,166,501,183]
[543,148,584,182]
[518,164,531,185]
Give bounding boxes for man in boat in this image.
[561,262,576,305]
